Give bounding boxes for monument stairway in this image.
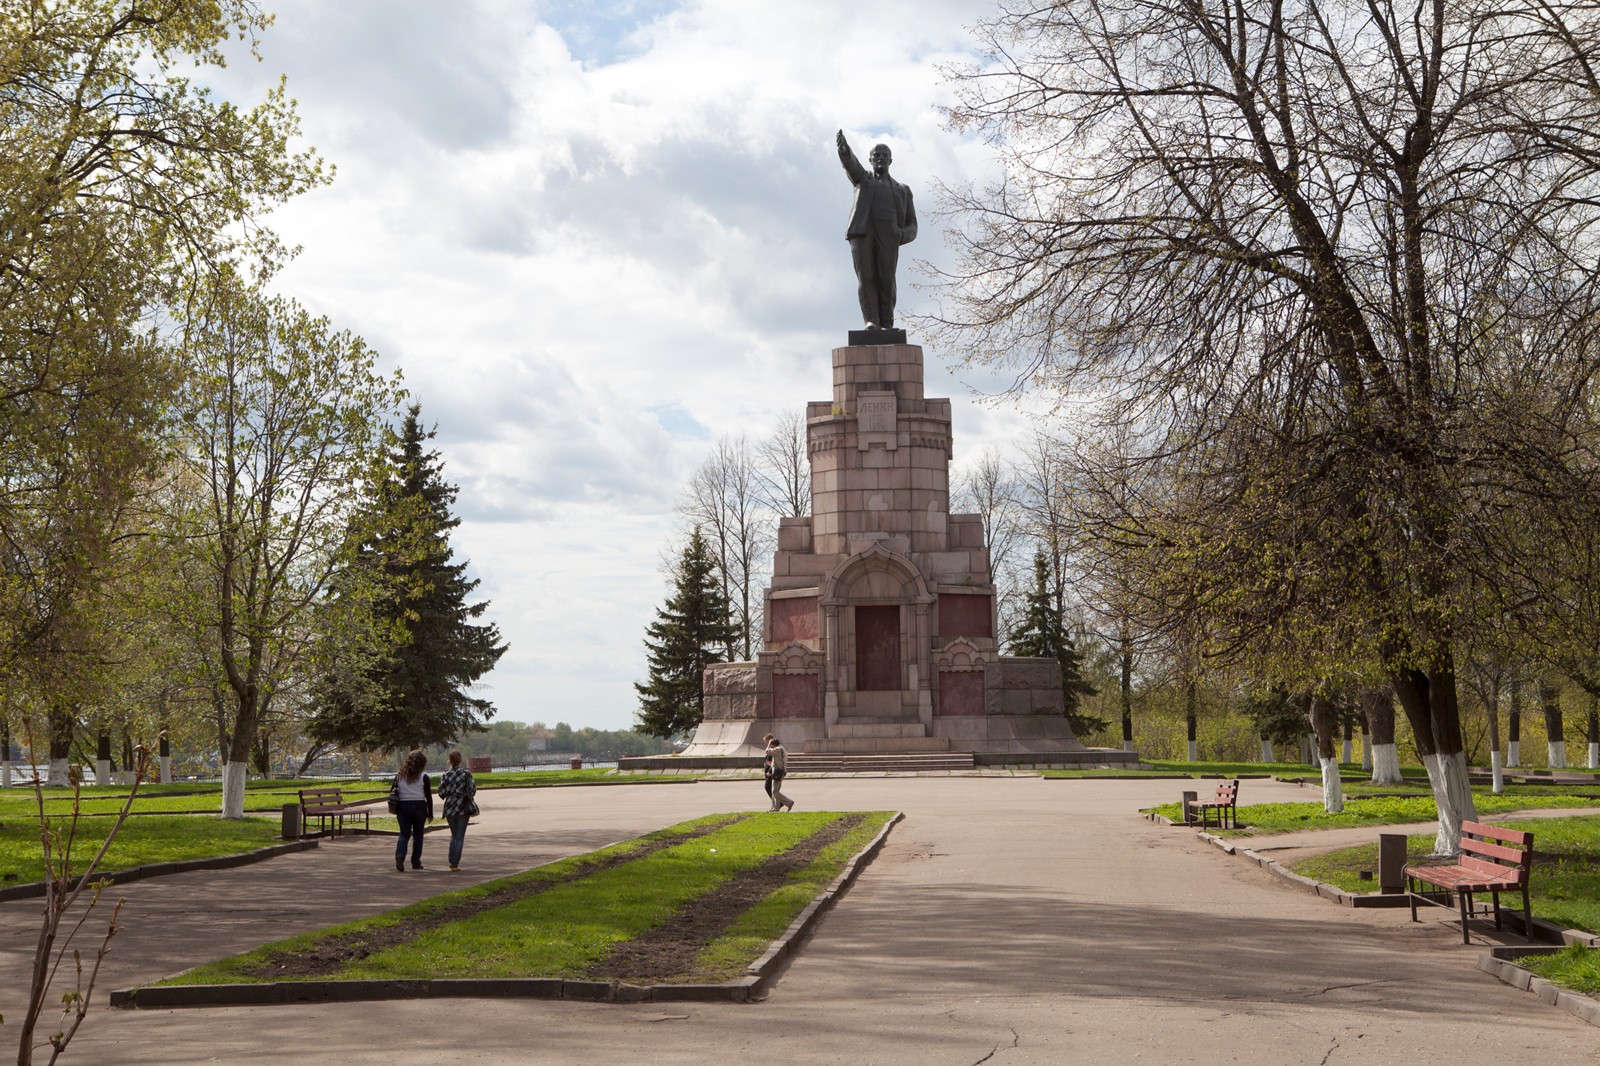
[786,751,976,773]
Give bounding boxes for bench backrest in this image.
[298,787,345,811]
[1213,781,1238,803]
[1458,820,1534,885]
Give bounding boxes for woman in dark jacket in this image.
[391,749,434,871]
[437,749,478,872]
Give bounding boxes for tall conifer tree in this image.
[635,529,738,739]
[311,405,506,752]
[1009,548,1101,734]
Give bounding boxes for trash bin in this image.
[1180,790,1198,825]
[1378,832,1407,894]
[282,802,302,841]
[570,756,582,770]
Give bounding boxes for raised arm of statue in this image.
[837,129,866,185]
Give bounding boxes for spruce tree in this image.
[635,529,738,739]
[311,404,506,752]
[1009,548,1102,734]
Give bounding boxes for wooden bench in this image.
[1186,780,1239,829]
[297,786,371,838]
[1405,821,1534,944]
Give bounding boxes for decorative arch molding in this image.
[933,637,988,672]
[820,540,932,606]
[771,642,822,674]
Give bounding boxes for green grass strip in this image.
[1145,791,1600,833]
[1284,816,1600,936]
[163,811,891,985]
[691,812,893,982]
[1520,943,1600,995]
[0,814,282,886]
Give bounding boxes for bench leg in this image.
[1457,890,1472,944]
[1491,888,1503,932]
[1407,877,1419,923]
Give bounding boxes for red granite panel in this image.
[773,673,820,718]
[856,605,900,691]
[769,596,820,643]
[938,593,993,639]
[938,671,986,716]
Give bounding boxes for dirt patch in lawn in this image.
[235,818,744,979]
[584,812,868,983]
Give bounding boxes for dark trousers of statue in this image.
[851,229,899,329]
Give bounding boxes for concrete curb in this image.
[1478,947,1600,1029]
[109,811,905,1009]
[0,840,320,903]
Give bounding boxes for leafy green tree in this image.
[177,268,401,818]
[635,529,738,739]
[310,405,507,754]
[1008,548,1101,735]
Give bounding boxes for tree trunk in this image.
[1359,714,1372,772]
[1260,737,1274,762]
[1589,694,1599,770]
[1361,686,1402,785]
[1185,680,1198,762]
[1308,693,1343,813]
[1119,638,1134,753]
[1507,679,1523,767]
[1485,676,1504,794]
[1390,657,1476,855]
[1540,677,1566,769]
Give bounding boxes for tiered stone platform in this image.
[678,336,1120,763]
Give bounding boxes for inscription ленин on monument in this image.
[858,394,896,433]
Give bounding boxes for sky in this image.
[211,0,1040,733]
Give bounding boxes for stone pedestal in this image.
[682,339,1083,756]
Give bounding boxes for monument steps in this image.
[828,717,930,739]
[800,735,951,755]
[786,751,975,773]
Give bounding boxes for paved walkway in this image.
[1,775,1596,1064]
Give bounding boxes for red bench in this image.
[1405,821,1534,944]
[1185,780,1239,829]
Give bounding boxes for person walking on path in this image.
[765,733,793,811]
[762,747,775,809]
[390,749,434,871]
[437,749,478,872]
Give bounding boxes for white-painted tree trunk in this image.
[221,760,249,819]
[1590,742,1599,770]
[1320,757,1344,813]
[1507,740,1520,767]
[1,757,9,787]
[94,759,110,786]
[1361,737,1372,772]
[1369,743,1403,785]
[1299,737,1312,764]
[1422,751,1477,856]
[360,751,371,781]
[1261,740,1274,762]
[47,757,69,787]
[1187,740,1198,762]
[1123,739,1133,753]
[1490,750,1504,794]
[1548,741,1567,769]
[159,755,172,784]
[1342,738,1352,765]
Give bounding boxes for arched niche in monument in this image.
[821,542,933,699]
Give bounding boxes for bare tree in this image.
[934,0,1600,852]
[952,446,1028,634]
[754,411,811,518]
[680,436,771,661]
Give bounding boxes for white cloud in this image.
[213,0,1028,732]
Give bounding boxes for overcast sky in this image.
[213,0,1038,733]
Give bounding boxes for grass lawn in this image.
[1284,816,1600,936]
[0,814,283,886]
[1145,790,1600,833]
[161,810,896,987]
[1521,943,1600,994]
[0,768,702,819]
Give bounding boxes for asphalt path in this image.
[1,774,1596,1065]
